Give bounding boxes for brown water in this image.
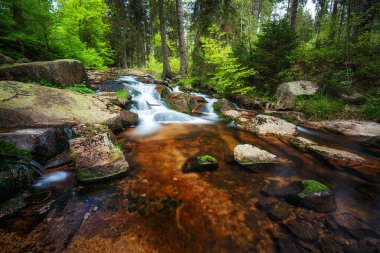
[1,122,379,253]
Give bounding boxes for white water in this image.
[117,76,220,136]
[34,171,70,189]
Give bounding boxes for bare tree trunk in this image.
[290,0,299,29]
[121,29,128,68]
[176,0,188,76]
[158,0,172,79]
[329,0,339,42]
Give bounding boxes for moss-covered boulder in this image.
[69,124,128,183]
[290,137,317,150]
[0,81,123,131]
[0,59,86,86]
[155,85,171,99]
[213,98,236,113]
[293,180,336,212]
[182,155,218,173]
[167,92,192,114]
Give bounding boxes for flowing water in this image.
[1,76,380,253]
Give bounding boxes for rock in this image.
[119,110,138,127]
[0,53,16,65]
[293,180,336,212]
[234,144,279,165]
[97,80,131,93]
[276,81,319,110]
[340,92,365,105]
[244,115,298,136]
[266,111,307,123]
[0,166,29,202]
[267,201,292,221]
[182,155,218,173]
[213,98,236,114]
[86,69,107,90]
[0,81,123,131]
[0,59,86,86]
[155,85,171,98]
[334,213,380,239]
[69,124,128,182]
[361,135,380,155]
[95,91,132,109]
[167,92,192,114]
[0,196,26,220]
[136,75,154,84]
[308,145,366,166]
[0,128,67,163]
[224,110,242,120]
[276,238,303,253]
[44,151,72,170]
[290,137,317,149]
[233,94,264,109]
[304,120,380,137]
[282,219,318,241]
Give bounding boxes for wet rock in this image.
[189,96,206,113]
[0,128,67,163]
[276,238,303,253]
[334,213,380,239]
[276,81,319,110]
[95,91,132,109]
[86,69,107,90]
[155,84,171,98]
[0,196,26,220]
[0,52,16,65]
[0,167,29,202]
[136,75,155,84]
[97,80,131,92]
[0,59,86,86]
[283,218,318,241]
[318,236,344,253]
[292,180,336,212]
[290,137,317,149]
[69,124,129,182]
[167,92,192,114]
[182,155,218,173]
[0,81,123,131]
[308,145,366,167]
[224,110,242,120]
[361,135,380,155]
[266,111,307,124]
[44,151,72,170]
[120,110,138,127]
[234,144,279,165]
[213,98,236,113]
[304,120,380,137]
[267,201,293,221]
[244,115,298,136]
[233,94,264,110]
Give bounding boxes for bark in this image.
[290,0,299,29]
[176,0,188,76]
[328,0,339,42]
[158,0,172,79]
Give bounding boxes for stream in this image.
[1,76,379,253]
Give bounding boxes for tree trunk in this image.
[158,0,172,79]
[290,0,299,29]
[328,0,339,42]
[121,29,128,68]
[176,0,188,76]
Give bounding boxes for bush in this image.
[359,90,380,122]
[66,83,94,94]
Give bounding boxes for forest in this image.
[1,0,379,121]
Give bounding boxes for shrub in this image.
[66,83,94,94]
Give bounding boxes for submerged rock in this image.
[290,137,317,149]
[0,196,26,220]
[304,120,380,137]
[0,81,123,131]
[234,144,279,165]
[333,212,380,239]
[182,155,218,173]
[244,115,298,136]
[276,81,318,110]
[0,59,86,86]
[293,179,336,212]
[308,145,366,166]
[361,135,380,155]
[69,124,128,182]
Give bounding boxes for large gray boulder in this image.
[234,144,279,165]
[276,81,319,110]
[244,115,298,136]
[304,120,380,137]
[0,81,123,131]
[0,59,86,86]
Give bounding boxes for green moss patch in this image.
[298,180,330,198]
[198,155,217,165]
[0,141,31,157]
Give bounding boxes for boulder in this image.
[234,144,279,165]
[0,53,16,65]
[213,98,236,113]
[244,115,298,136]
[120,110,138,127]
[308,145,366,167]
[86,69,107,90]
[97,80,131,92]
[333,213,379,239]
[0,81,122,131]
[95,91,132,109]
[0,128,67,163]
[276,81,319,110]
[304,120,380,137]
[69,124,129,182]
[361,135,380,155]
[167,92,192,114]
[0,59,86,86]
[290,137,317,149]
[182,155,218,173]
[0,196,26,219]
[293,180,336,212]
[155,85,171,99]
[224,110,242,120]
[233,94,264,109]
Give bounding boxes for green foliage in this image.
[294,93,347,120]
[0,141,31,158]
[66,84,94,94]
[298,180,330,198]
[198,155,217,164]
[116,90,129,104]
[359,90,380,122]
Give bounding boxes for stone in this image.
[0,59,86,86]
[282,219,318,241]
[0,53,16,65]
[69,124,129,182]
[334,213,380,239]
[290,137,317,149]
[308,145,366,167]
[304,120,380,137]
[234,144,279,165]
[340,92,365,105]
[361,135,380,155]
[267,201,292,221]
[44,151,72,170]
[233,94,264,110]
[276,81,319,110]
[155,85,171,98]
[120,110,138,127]
[182,155,218,173]
[244,115,298,136]
[224,110,242,120]
[213,98,236,113]
[0,196,26,220]
[167,92,192,114]
[95,91,132,109]
[86,68,108,90]
[0,128,67,163]
[0,81,123,131]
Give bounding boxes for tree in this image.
[158,0,172,79]
[176,0,188,76]
[290,0,299,29]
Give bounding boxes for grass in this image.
[66,83,94,94]
[116,90,129,105]
[298,180,330,197]
[358,90,380,122]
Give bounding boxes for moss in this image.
[0,141,31,157]
[198,155,217,165]
[76,166,128,183]
[213,102,222,112]
[116,90,129,105]
[0,195,26,218]
[298,180,330,198]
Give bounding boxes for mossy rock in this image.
[0,195,26,219]
[76,164,129,183]
[182,156,218,173]
[198,155,218,165]
[298,180,330,198]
